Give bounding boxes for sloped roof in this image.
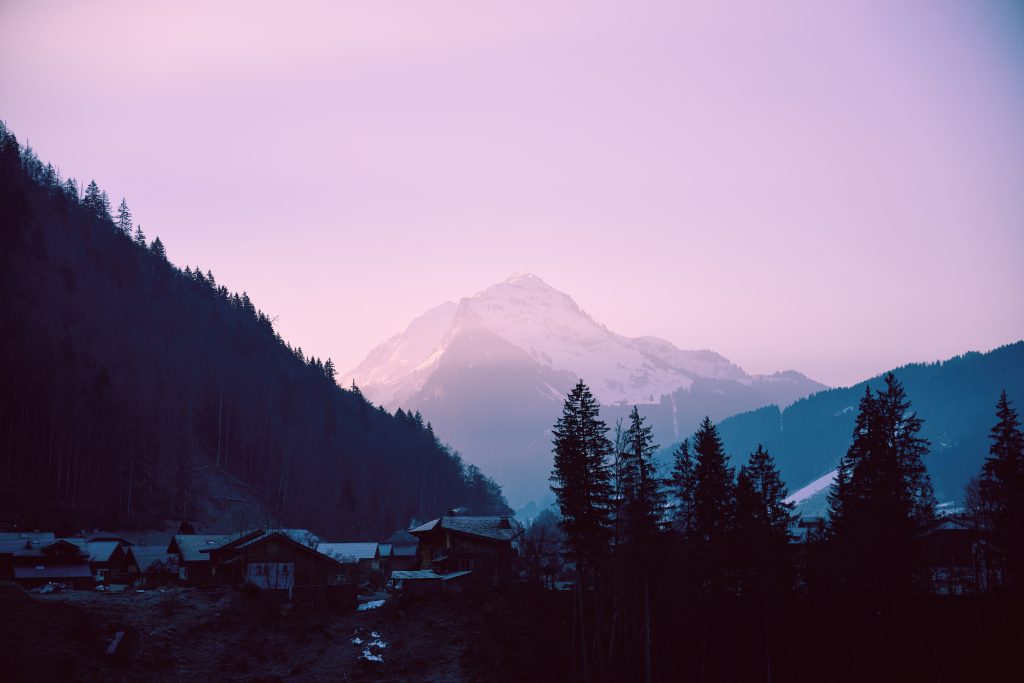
[14,563,92,580]
[409,515,522,542]
[86,541,121,563]
[171,534,232,562]
[129,545,175,573]
[0,532,56,547]
[385,529,418,545]
[391,570,442,581]
[318,542,378,563]
[231,528,320,551]
[390,570,472,581]
[392,544,417,557]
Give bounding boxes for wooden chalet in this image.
[409,511,523,585]
[207,530,341,602]
[119,545,177,587]
[379,529,419,577]
[167,533,235,584]
[84,540,127,583]
[0,535,93,589]
[919,514,995,595]
[316,542,380,583]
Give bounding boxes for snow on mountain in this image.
[347,301,457,406]
[346,273,828,507]
[351,273,774,407]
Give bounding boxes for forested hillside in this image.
[714,342,1024,502]
[0,122,509,537]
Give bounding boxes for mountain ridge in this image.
[347,273,827,506]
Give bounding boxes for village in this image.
[0,504,1007,682]
[0,509,583,681]
[0,506,994,603]
[0,509,544,603]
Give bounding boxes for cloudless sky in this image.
[2,0,1023,387]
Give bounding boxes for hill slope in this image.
[712,342,1024,510]
[0,122,508,536]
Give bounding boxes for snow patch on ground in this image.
[357,599,385,611]
[785,470,837,505]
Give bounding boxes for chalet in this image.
[119,545,177,587]
[0,537,93,589]
[919,515,995,595]
[167,533,233,584]
[389,569,473,597]
[317,542,381,583]
[409,511,523,585]
[379,529,419,576]
[208,530,341,602]
[84,541,127,583]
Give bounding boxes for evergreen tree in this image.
[980,390,1024,588]
[149,236,167,261]
[134,224,146,248]
[669,438,697,535]
[82,180,102,216]
[619,405,664,542]
[690,416,735,548]
[324,358,337,383]
[550,379,614,573]
[828,373,935,598]
[735,444,795,545]
[115,199,132,236]
[62,178,78,201]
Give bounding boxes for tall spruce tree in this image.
[550,379,614,573]
[690,416,735,548]
[115,198,132,236]
[149,236,167,261]
[620,405,664,542]
[735,445,795,546]
[82,180,103,217]
[550,380,613,683]
[669,438,697,535]
[828,373,935,598]
[980,390,1024,588]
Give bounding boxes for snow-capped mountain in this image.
[347,273,827,507]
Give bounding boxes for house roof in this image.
[392,544,417,557]
[385,529,418,545]
[232,529,320,551]
[409,515,522,542]
[318,543,378,563]
[0,532,56,547]
[86,541,121,563]
[391,570,442,581]
[227,531,339,565]
[128,545,175,573]
[13,562,93,580]
[378,543,392,557]
[390,570,473,581]
[170,534,232,562]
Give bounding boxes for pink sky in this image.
[2,0,1022,387]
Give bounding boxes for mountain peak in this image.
[503,272,545,284]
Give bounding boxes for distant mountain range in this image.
[348,274,827,507]
[712,341,1024,515]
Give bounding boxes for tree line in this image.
[547,376,1023,682]
[0,121,509,537]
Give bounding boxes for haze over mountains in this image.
[348,274,827,507]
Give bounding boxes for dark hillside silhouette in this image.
[0,122,509,536]
[709,342,1024,502]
